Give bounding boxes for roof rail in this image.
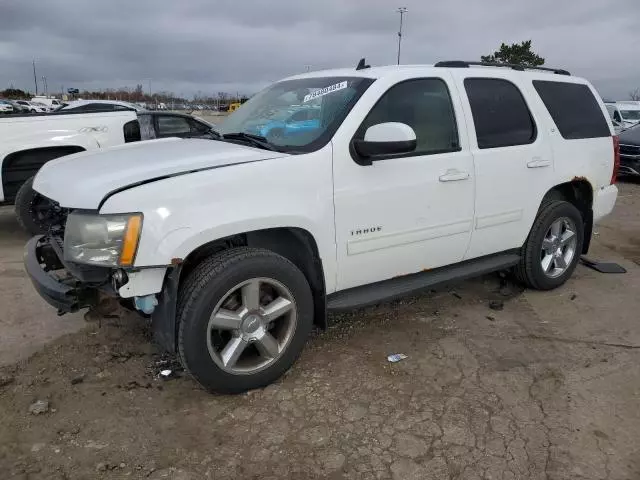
[434,60,570,76]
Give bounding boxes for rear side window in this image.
[464,78,536,149]
[533,81,610,139]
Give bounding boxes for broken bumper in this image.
[23,235,103,313]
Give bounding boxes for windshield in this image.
[218,76,374,153]
[621,110,640,121]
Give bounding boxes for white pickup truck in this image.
[0,108,216,233]
[24,60,619,394]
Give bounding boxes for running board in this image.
[327,251,521,311]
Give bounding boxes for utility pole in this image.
[396,7,407,65]
[32,59,38,95]
[41,76,48,96]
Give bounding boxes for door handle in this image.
[527,158,551,168]
[439,169,470,182]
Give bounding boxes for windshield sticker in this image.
[303,81,348,103]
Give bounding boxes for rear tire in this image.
[514,200,584,290]
[177,247,314,394]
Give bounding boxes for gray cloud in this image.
[0,0,638,99]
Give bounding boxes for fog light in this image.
[111,269,128,290]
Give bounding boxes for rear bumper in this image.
[23,235,101,313]
[593,184,618,223]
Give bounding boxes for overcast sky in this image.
[1,0,638,99]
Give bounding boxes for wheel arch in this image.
[539,179,593,254]
[153,227,327,354]
[1,145,86,203]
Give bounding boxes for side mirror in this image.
[353,122,416,161]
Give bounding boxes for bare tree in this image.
[630,88,640,101]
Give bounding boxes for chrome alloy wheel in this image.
[206,278,297,375]
[540,217,578,278]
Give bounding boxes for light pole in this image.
[41,76,48,97]
[396,7,407,65]
[32,60,38,95]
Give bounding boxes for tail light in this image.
[611,135,620,185]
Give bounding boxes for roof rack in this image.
[434,60,570,76]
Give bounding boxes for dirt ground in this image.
[1,181,639,480]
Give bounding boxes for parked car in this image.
[0,109,217,233]
[0,100,14,113]
[605,101,640,129]
[59,99,145,113]
[245,105,321,138]
[24,60,618,394]
[5,99,31,113]
[14,100,48,113]
[618,123,640,176]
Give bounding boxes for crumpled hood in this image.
[34,138,285,208]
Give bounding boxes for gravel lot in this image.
[0,181,639,480]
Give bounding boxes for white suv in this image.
[25,60,619,393]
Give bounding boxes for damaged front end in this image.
[24,233,177,353]
[24,234,109,314]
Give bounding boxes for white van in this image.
[605,101,640,128]
[31,96,63,111]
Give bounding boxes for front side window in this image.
[189,119,213,135]
[218,76,374,153]
[465,78,536,149]
[614,110,622,122]
[355,78,460,157]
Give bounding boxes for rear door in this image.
[450,71,557,259]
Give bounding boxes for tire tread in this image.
[514,200,582,290]
[176,247,309,392]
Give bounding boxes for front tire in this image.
[14,176,56,235]
[177,247,314,394]
[515,200,584,290]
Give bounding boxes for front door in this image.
[332,75,476,291]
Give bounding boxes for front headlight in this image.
[64,212,143,267]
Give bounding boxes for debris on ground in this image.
[451,291,462,299]
[70,375,85,385]
[31,443,45,453]
[570,293,577,301]
[486,315,496,322]
[28,399,50,415]
[387,353,408,363]
[489,300,504,311]
[159,369,173,378]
